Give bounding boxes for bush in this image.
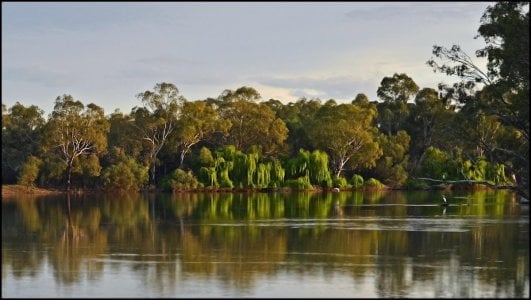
[332,176,351,188]
[285,176,313,189]
[161,168,199,191]
[403,178,429,190]
[350,174,364,189]
[101,158,148,191]
[364,178,384,188]
[17,156,42,187]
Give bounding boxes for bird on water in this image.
[441,195,449,207]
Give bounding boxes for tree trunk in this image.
[150,163,156,187]
[66,160,73,191]
[179,148,187,168]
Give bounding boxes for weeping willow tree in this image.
[286,149,333,185]
[286,149,310,179]
[196,144,286,189]
[230,147,260,188]
[269,159,285,188]
[255,162,271,188]
[216,156,234,188]
[285,149,333,188]
[199,166,218,188]
[309,150,332,187]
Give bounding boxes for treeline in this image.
[2,2,528,198]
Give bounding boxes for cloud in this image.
[344,3,489,24]
[253,75,378,102]
[3,66,75,87]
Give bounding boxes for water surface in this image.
[2,190,529,298]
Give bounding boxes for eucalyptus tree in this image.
[174,100,229,168]
[376,73,419,135]
[307,103,381,178]
[406,88,450,172]
[216,87,288,156]
[372,130,411,188]
[268,97,322,156]
[132,82,185,185]
[43,95,109,190]
[351,93,371,107]
[427,2,529,198]
[102,109,149,177]
[1,102,45,183]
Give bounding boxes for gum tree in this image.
[43,95,109,190]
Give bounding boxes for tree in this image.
[217,87,288,156]
[269,97,322,156]
[105,110,145,165]
[17,155,43,187]
[2,102,45,183]
[427,2,529,198]
[376,73,419,135]
[101,155,149,191]
[307,103,382,177]
[174,100,228,168]
[43,95,109,190]
[132,82,185,186]
[406,87,450,173]
[372,130,411,187]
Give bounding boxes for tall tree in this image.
[427,1,529,198]
[407,87,449,173]
[217,87,288,156]
[174,100,229,168]
[132,82,185,185]
[2,102,45,183]
[376,73,419,135]
[43,95,109,190]
[307,103,381,177]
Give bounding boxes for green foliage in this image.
[217,88,288,155]
[351,174,364,189]
[285,149,332,187]
[17,156,42,187]
[364,178,384,188]
[216,157,234,188]
[269,159,285,188]
[2,102,45,184]
[255,163,271,188]
[285,175,312,189]
[306,104,381,177]
[199,167,218,188]
[161,168,199,191]
[101,157,149,191]
[460,158,511,185]
[198,147,215,168]
[420,146,450,180]
[309,150,332,187]
[403,178,429,190]
[332,176,351,188]
[373,131,410,187]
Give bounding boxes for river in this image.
[2,190,528,298]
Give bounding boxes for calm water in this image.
[2,190,529,298]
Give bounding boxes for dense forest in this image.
[2,2,528,199]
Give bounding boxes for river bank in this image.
[2,185,64,198]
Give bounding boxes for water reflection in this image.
[2,190,529,298]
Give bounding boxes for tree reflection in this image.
[1,190,528,297]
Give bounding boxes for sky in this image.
[2,2,494,116]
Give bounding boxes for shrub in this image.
[285,175,313,189]
[350,174,364,189]
[332,176,351,188]
[403,178,429,190]
[161,168,199,191]
[364,178,384,188]
[17,156,42,187]
[101,158,148,191]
